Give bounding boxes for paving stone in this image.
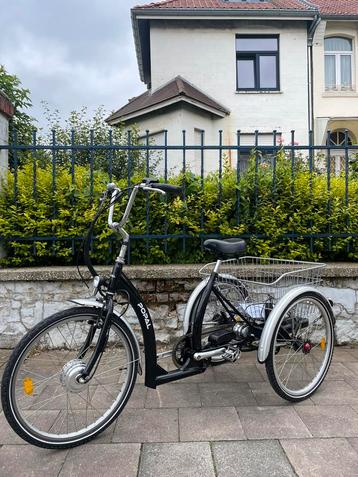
[168,366,215,383]
[0,410,60,445]
[212,440,295,477]
[91,420,116,444]
[199,383,257,407]
[60,443,140,477]
[344,362,358,375]
[281,438,358,477]
[113,408,179,443]
[127,383,147,407]
[347,437,358,453]
[0,445,68,477]
[179,407,245,441]
[332,347,358,363]
[325,362,355,381]
[310,380,358,405]
[146,383,201,408]
[0,349,11,367]
[248,382,314,407]
[139,442,216,477]
[91,383,146,410]
[213,364,264,383]
[295,405,358,437]
[346,379,358,390]
[237,406,311,439]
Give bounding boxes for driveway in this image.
[1,347,358,476]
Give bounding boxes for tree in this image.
[0,65,35,143]
[40,103,150,179]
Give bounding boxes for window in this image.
[327,130,353,146]
[324,37,353,91]
[236,35,279,91]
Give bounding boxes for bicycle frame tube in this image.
[114,271,159,388]
[191,271,218,351]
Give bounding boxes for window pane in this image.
[236,37,278,52]
[237,59,255,89]
[259,56,277,89]
[325,37,352,52]
[341,55,352,88]
[325,55,336,89]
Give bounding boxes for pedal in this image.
[222,346,241,363]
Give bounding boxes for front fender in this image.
[257,286,332,364]
[69,298,141,368]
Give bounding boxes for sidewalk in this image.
[1,347,358,476]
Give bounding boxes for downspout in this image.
[307,14,321,141]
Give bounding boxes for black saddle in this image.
[204,238,246,257]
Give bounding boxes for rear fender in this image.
[257,286,334,364]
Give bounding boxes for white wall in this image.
[149,19,310,146]
[313,20,358,143]
[127,104,224,175]
[0,111,8,184]
[0,111,9,258]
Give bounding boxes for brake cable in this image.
[76,187,131,286]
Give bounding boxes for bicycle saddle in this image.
[204,238,246,257]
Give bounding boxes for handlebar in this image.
[107,180,182,249]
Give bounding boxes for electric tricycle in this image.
[1,179,335,448]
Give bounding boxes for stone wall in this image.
[0,264,357,348]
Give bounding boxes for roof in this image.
[134,0,315,11]
[0,91,14,118]
[309,0,358,16]
[106,76,230,124]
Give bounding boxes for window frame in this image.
[236,34,280,92]
[324,36,354,91]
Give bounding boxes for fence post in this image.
[0,91,14,258]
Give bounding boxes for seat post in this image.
[213,259,221,274]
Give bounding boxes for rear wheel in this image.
[265,292,334,402]
[1,306,138,448]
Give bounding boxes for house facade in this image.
[106,0,358,172]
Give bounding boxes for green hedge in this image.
[0,152,357,266]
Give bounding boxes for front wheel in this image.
[1,306,139,449]
[265,291,335,402]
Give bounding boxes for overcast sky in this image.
[0,0,144,127]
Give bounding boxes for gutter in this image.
[306,14,321,138]
[132,8,318,18]
[321,15,358,21]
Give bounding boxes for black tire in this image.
[265,291,335,402]
[1,306,139,449]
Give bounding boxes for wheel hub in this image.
[60,359,88,393]
[303,342,312,354]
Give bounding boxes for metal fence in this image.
[0,128,357,264]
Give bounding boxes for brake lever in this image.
[142,186,166,196]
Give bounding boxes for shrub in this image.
[0,151,357,266]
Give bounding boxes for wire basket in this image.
[199,257,326,321]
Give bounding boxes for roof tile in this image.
[310,0,358,15]
[134,0,314,11]
[106,76,229,123]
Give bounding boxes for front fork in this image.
[78,295,114,382]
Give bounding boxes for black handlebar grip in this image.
[152,183,182,196]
